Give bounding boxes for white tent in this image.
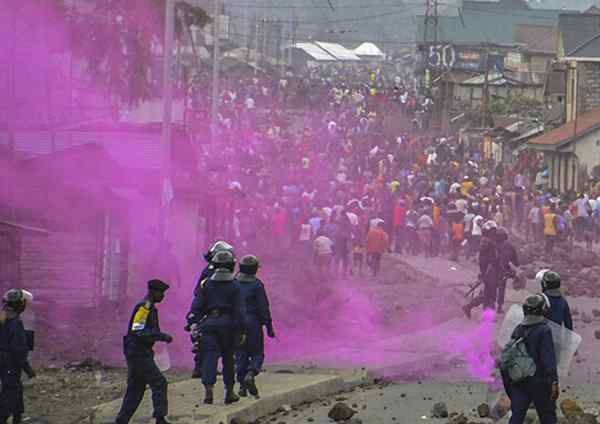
[294,42,337,62]
[313,41,361,61]
[354,42,384,58]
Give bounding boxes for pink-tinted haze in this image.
[0,1,497,384]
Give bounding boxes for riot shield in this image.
[497,304,582,377]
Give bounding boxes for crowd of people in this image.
[1,61,595,424]
[192,64,600,280]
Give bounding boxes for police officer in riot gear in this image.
[0,289,34,424]
[496,227,519,314]
[234,255,275,398]
[189,250,244,405]
[115,279,172,424]
[501,294,559,424]
[463,220,500,318]
[540,271,573,330]
[187,241,235,379]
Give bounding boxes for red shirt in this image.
[393,205,406,227]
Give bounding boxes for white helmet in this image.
[482,220,498,233]
[535,269,550,286]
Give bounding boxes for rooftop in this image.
[528,106,600,147]
[559,13,600,58]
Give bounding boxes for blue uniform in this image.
[190,270,243,387]
[0,317,28,423]
[502,321,558,424]
[188,265,215,377]
[544,291,573,330]
[234,277,273,383]
[116,300,169,424]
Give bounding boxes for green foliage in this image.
[68,0,210,106]
[489,95,543,119]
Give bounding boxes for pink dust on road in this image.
[0,2,497,382]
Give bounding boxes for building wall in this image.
[578,62,600,116]
[20,230,100,308]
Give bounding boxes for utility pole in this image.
[210,0,221,145]
[160,0,175,243]
[481,44,491,128]
[261,0,267,67]
[423,0,438,44]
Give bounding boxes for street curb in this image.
[207,370,373,424]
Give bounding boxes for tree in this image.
[67,0,210,106]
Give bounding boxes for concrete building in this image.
[527,107,600,192]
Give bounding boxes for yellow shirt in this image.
[461,181,474,196]
[544,213,557,236]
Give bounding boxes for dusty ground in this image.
[23,364,190,424]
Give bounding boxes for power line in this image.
[227,6,423,25]
[226,30,417,45]
[224,1,427,9]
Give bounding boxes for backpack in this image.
[499,327,536,383]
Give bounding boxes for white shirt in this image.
[314,235,334,255]
[455,198,468,214]
[472,215,483,236]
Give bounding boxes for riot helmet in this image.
[212,250,236,272]
[541,271,561,290]
[535,269,550,286]
[204,240,234,263]
[482,220,498,237]
[522,293,550,316]
[239,255,260,276]
[2,289,33,314]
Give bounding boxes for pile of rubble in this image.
[515,237,600,298]
[428,398,599,424]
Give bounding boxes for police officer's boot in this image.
[238,382,248,397]
[156,418,171,424]
[244,370,259,397]
[12,414,22,424]
[224,385,240,404]
[203,385,214,404]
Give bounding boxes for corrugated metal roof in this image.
[313,42,361,61]
[559,13,600,58]
[526,0,600,10]
[514,24,557,54]
[294,43,337,61]
[529,106,600,147]
[417,3,568,45]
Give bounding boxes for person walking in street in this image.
[234,255,275,399]
[313,230,334,276]
[366,222,390,276]
[538,270,573,330]
[501,294,559,424]
[189,251,244,405]
[496,227,519,314]
[0,289,34,424]
[115,280,172,424]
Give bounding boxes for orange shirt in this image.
[366,228,390,253]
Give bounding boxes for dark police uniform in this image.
[479,236,500,309]
[115,299,170,424]
[0,317,28,424]
[190,269,242,388]
[502,321,558,424]
[497,238,519,310]
[234,276,272,385]
[544,289,573,330]
[188,265,215,377]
